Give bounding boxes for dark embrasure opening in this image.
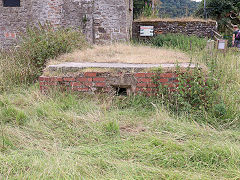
[3,0,20,7]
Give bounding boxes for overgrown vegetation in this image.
[147,34,239,129]
[153,67,218,112]
[196,0,240,32]
[0,22,240,179]
[151,33,208,52]
[1,87,240,179]
[198,49,240,128]
[0,24,87,91]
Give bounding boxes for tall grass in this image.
[0,24,87,91]
[0,86,240,179]
[1,86,240,179]
[0,26,239,179]
[151,33,207,52]
[196,49,240,128]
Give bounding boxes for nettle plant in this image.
[153,66,219,114]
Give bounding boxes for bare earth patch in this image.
[48,43,190,65]
[120,124,147,134]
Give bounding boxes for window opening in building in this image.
[3,0,20,7]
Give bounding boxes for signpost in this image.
[216,39,228,56]
[217,39,228,51]
[140,26,154,37]
[217,40,227,50]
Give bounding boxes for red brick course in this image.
[76,77,92,82]
[39,72,179,95]
[93,77,105,82]
[63,77,75,81]
[84,72,97,77]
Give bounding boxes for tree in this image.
[157,0,200,18]
[133,0,151,19]
[196,0,240,32]
[133,0,200,19]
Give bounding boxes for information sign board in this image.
[218,40,226,50]
[217,40,227,50]
[140,26,154,37]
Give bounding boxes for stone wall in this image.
[0,0,133,48]
[0,0,46,48]
[61,0,94,43]
[93,0,133,44]
[133,20,217,40]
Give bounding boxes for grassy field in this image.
[0,28,240,179]
[1,86,240,179]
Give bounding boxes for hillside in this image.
[159,0,200,17]
[134,0,200,18]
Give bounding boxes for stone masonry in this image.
[133,19,217,40]
[0,0,133,48]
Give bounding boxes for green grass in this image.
[151,34,208,52]
[0,32,240,179]
[0,85,240,179]
[195,49,240,128]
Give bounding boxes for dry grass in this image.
[48,43,190,65]
[134,17,216,23]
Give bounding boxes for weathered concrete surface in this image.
[47,62,197,73]
[49,62,196,69]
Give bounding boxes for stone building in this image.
[0,0,133,48]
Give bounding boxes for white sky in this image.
[191,0,202,2]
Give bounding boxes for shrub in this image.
[151,33,207,52]
[153,66,223,123]
[0,23,87,91]
[141,2,158,18]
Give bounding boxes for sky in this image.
[191,0,202,2]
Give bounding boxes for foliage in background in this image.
[133,0,200,19]
[196,0,240,32]
[151,33,207,52]
[133,0,151,19]
[134,0,160,19]
[140,2,158,18]
[0,23,87,92]
[159,0,200,18]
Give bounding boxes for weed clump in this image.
[154,67,218,112]
[1,105,28,125]
[151,66,233,126]
[0,23,87,91]
[104,121,120,136]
